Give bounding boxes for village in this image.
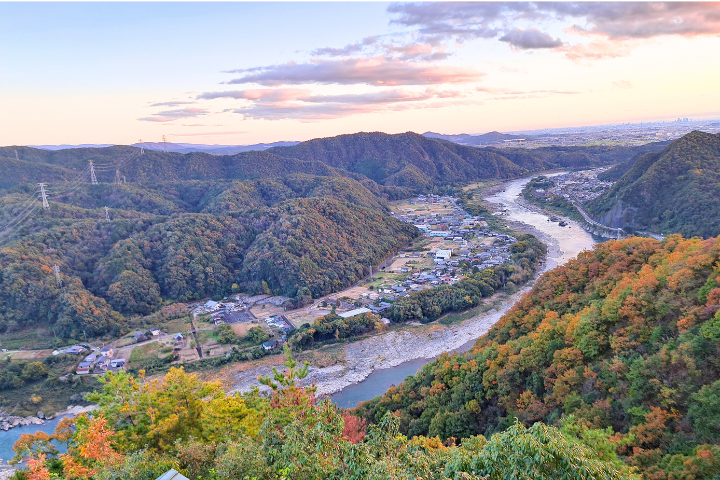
[528,167,614,203]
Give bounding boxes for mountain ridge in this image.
[587,130,720,238]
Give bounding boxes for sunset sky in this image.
[1,2,720,146]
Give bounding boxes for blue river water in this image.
[0,416,66,469]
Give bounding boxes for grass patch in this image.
[129,343,159,364]
[0,329,62,351]
[195,330,216,346]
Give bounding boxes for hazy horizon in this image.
[2,2,719,146]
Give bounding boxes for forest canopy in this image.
[357,234,720,479]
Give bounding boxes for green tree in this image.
[20,362,49,381]
[245,326,270,345]
[215,323,237,344]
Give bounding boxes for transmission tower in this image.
[138,139,144,154]
[89,161,98,185]
[53,265,62,287]
[15,150,19,161]
[114,169,122,186]
[162,135,167,151]
[104,206,111,222]
[38,183,50,210]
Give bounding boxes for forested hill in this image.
[358,234,720,479]
[587,131,720,238]
[1,132,666,192]
[0,175,418,338]
[268,131,666,188]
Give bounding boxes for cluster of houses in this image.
[393,195,489,241]
[51,344,125,375]
[530,168,613,203]
[194,298,257,325]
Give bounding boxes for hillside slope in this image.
[587,131,720,238]
[358,234,720,478]
[0,176,418,338]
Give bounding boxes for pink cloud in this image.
[225,57,483,87]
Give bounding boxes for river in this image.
[329,173,601,408]
[0,416,66,470]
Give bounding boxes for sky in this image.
[1,1,720,146]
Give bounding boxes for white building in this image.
[435,249,452,261]
[339,307,372,319]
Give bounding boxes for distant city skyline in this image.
[1,2,719,145]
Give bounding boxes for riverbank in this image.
[232,290,526,396]
[0,405,95,432]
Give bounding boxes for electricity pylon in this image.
[38,183,50,210]
[89,161,98,185]
[53,265,62,287]
[104,206,111,222]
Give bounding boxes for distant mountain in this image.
[132,141,300,155]
[423,131,529,146]
[0,131,666,192]
[31,144,114,150]
[587,131,720,237]
[30,141,300,155]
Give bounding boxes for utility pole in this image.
[89,161,98,185]
[38,183,50,210]
[114,169,122,186]
[53,265,62,287]
[104,206,111,222]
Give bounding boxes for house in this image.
[133,332,147,342]
[174,333,185,341]
[204,300,219,311]
[150,327,160,336]
[76,361,93,375]
[435,249,452,261]
[97,354,112,367]
[369,302,392,315]
[155,469,190,480]
[100,346,114,358]
[83,353,98,363]
[56,345,85,356]
[262,340,278,351]
[110,358,126,368]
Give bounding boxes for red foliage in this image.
[341,412,366,444]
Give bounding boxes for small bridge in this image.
[567,195,626,240]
